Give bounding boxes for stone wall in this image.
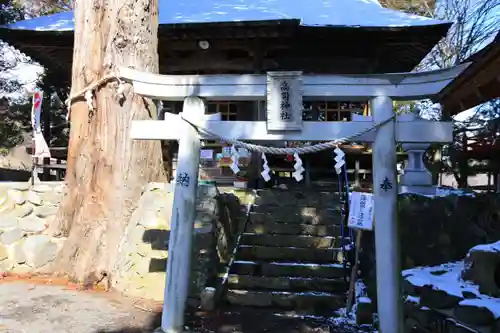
[402,245,500,332]
[0,180,253,307]
[111,183,253,305]
[0,182,64,274]
[360,192,500,308]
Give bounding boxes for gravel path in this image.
[0,281,158,333]
[0,280,375,333]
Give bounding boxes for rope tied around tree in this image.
[64,72,124,120]
[63,72,396,155]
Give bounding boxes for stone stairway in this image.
[225,188,350,315]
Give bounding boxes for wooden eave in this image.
[0,20,450,87]
[436,36,500,117]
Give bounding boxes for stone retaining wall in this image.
[112,184,253,305]
[0,181,253,306]
[0,182,63,274]
[113,183,222,302]
[360,192,500,311]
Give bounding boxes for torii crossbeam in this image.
[124,64,468,333]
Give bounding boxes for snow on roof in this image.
[5,0,448,32]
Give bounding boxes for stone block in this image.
[227,289,272,307]
[300,208,341,225]
[196,198,217,214]
[226,289,344,310]
[402,277,421,296]
[319,192,342,208]
[462,243,500,297]
[254,190,278,206]
[7,189,25,205]
[0,228,25,245]
[19,216,46,233]
[246,221,338,237]
[241,234,341,249]
[356,298,373,325]
[11,204,34,218]
[227,275,345,293]
[11,264,33,274]
[200,287,216,311]
[9,182,30,191]
[296,191,322,207]
[26,191,42,206]
[454,301,495,326]
[261,262,343,278]
[492,319,500,333]
[238,245,341,263]
[0,244,7,261]
[34,206,58,218]
[419,285,462,309]
[39,191,63,206]
[8,241,26,264]
[0,216,18,230]
[31,184,53,193]
[0,198,15,214]
[22,235,58,268]
[0,260,10,273]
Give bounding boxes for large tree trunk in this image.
[50,0,165,286]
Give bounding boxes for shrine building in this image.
[0,0,451,187]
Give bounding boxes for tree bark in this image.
[50,0,165,286]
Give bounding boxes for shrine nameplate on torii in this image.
[123,64,468,333]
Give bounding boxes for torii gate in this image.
[123,63,468,333]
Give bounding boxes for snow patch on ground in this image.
[400,187,476,198]
[404,261,500,319]
[469,241,500,254]
[404,261,478,297]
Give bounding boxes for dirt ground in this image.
[0,278,373,333]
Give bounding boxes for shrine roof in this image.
[4,0,448,31]
[436,33,500,116]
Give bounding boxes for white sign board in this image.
[348,192,374,231]
[200,149,213,160]
[266,71,303,131]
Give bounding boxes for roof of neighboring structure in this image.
[436,33,500,117]
[4,0,449,31]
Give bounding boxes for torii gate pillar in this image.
[161,97,203,333]
[371,96,403,332]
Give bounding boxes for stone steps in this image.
[226,289,345,311]
[231,261,345,278]
[248,211,342,225]
[227,275,345,293]
[223,188,349,315]
[238,245,343,263]
[241,233,347,249]
[246,222,340,236]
